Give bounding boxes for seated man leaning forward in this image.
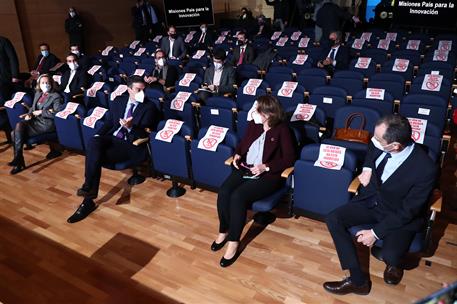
[67,75,159,223]
[323,114,437,296]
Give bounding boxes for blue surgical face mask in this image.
[41,50,49,57]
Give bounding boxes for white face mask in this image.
[252,111,264,124]
[214,62,223,70]
[135,90,145,103]
[371,136,392,152]
[40,83,51,93]
[71,50,80,56]
[70,12,76,17]
[201,27,207,33]
[68,62,78,70]
[157,58,165,67]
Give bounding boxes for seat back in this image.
[200,97,236,131]
[55,103,86,151]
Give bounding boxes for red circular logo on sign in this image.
[395,62,406,71]
[320,160,337,169]
[245,85,255,95]
[159,130,174,140]
[426,80,439,90]
[357,62,367,68]
[412,130,420,141]
[203,138,217,149]
[281,88,292,96]
[86,116,96,126]
[436,54,446,61]
[180,79,190,86]
[173,98,183,109]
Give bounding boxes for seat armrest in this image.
[224,156,233,166]
[348,177,361,193]
[430,189,442,213]
[281,167,294,178]
[132,138,149,146]
[0,106,5,111]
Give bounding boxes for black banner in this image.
[163,0,214,27]
[393,0,457,29]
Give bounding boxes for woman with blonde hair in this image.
[9,74,63,174]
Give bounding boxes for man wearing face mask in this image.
[323,114,437,295]
[70,44,89,71]
[199,48,236,102]
[317,31,349,76]
[67,76,159,223]
[160,25,187,60]
[193,23,213,51]
[29,43,60,80]
[230,31,255,67]
[144,49,178,91]
[58,53,88,103]
[65,7,84,51]
[251,15,272,39]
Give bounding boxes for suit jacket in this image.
[203,64,236,95]
[193,30,214,49]
[97,95,158,143]
[235,121,296,179]
[0,36,19,84]
[28,91,64,132]
[59,67,88,97]
[354,143,437,239]
[33,53,60,74]
[148,64,178,89]
[131,5,147,29]
[160,36,187,60]
[230,44,255,66]
[318,45,350,70]
[316,2,351,35]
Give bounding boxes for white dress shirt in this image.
[168,38,175,58]
[113,98,138,137]
[64,70,76,93]
[327,45,340,67]
[212,67,223,86]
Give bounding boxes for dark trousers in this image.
[217,169,284,241]
[326,200,416,270]
[84,135,142,196]
[13,119,55,159]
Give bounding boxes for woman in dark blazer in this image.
[9,74,64,174]
[212,95,296,267]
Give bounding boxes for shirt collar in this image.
[389,143,414,160]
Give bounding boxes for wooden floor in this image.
[0,132,457,304]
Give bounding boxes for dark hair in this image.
[155,49,165,58]
[168,25,176,31]
[237,30,247,38]
[39,43,49,49]
[376,114,412,146]
[256,95,285,127]
[331,31,343,41]
[212,48,226,61]
[127,75,145,88]
[66,53,79,61]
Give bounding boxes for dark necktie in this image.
[375,153,391,183]
[237,47,245,66]
[116,103,135,140]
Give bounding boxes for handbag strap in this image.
[344,112,366,131]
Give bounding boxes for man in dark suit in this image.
[67,76,159,223]
[251,15,272,39]
[160,25,187,60]
[26,43,60,88]
[144,49,178,91]
[131,0,148,42]
[199,48,236,102]
[58,53,88,103]
[317,31,350,76]
[192,24,214,51]
[70,44,90,71]
[323,114,437,295]
[229,31,255,67]
[144,0,164,38]
[315,0,358,43]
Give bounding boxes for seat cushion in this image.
[251,185,289,212]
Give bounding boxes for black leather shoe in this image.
[76,186,98,199]
[8,158,18,167]
[323,278,372,295]
[211,238,228,252]
[220,251,240,268]
[67,199,97,223]
[46,150,62,160]
[384,265,404,285]
[10,157,25,175]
